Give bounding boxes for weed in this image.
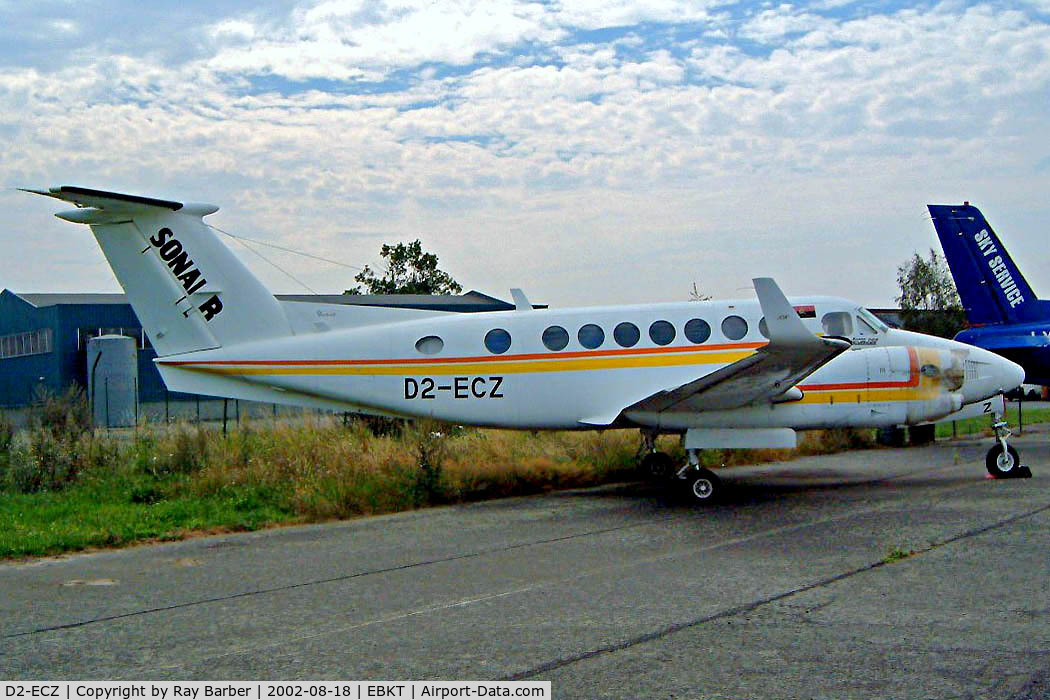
[1,411,1047,559]
[353,414,407,437]
[816,428,875,452]
[30,386,91,441]
[884,546,915,563]
[132,433,160,476]
[0,388,95,493]
[0,411,12,477]
[167,425,208,474]
[0,411,12,454]
[4,428,85,493]
[411,420,448,505]
[127,482,165,505]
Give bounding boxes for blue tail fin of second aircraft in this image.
[928,203,1048,326]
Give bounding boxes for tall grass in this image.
[1,387,92,493]
[184,420,641,519]
[0,417,647,557]
[0,410,929,559]
[936,405,1050,439]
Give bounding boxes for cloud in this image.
[206,0,565,80]
[737,5,832,43]
[1,0,1049,306]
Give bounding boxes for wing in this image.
[625,278,851,414]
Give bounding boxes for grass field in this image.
[935,405,1050,439]
[1,395,1045,560]
[0,418,646,558]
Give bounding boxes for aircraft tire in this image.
[639,451,674,481]
[682,468,721,504]
[986,444,1021,477]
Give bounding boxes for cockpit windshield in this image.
[855,307,888,334]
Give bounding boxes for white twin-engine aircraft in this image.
[27,186,1027,502]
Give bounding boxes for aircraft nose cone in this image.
[957,345,1026,403]
[999,356,1026,392]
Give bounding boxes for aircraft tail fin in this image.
[25,186,293,356]
[928,203,1047,325]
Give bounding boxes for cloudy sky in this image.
[1,0,1048,308]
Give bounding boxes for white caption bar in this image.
[0,683,550,700]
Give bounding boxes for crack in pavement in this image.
[121,471,1018,676]
[5,458,957,639]
[502,501,1050,680]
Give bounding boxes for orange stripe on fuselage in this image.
[158,341,770,367]
[799,347,919,391]
[161,343,933,401]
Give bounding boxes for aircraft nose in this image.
[956,345,1026,403]
[986,356,1029,394]
[996,355,1026,393]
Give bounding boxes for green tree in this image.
[345,240,463,295]
[895,248,966,338]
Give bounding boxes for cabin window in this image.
[648,320,675,346]
[758,317,769,339]
[821,311,853,337]
[614,322,640,347]
[578,324,605,349]
[721,315,748,340]
[415,336,444,355]
[485,328,512,354]
[854,308,885,336]
[857,307,889,332]
[855,315,879,337]
[684,318,711,344]
[542,325,569,351]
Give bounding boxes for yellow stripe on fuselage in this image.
[169,349,756,376]
[164,345,944,404]
[795,387,938,404]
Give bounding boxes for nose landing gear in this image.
[986,418,1031,479]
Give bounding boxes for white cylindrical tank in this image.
[87,335,138,428]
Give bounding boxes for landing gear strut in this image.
[676,448,722,503]
[637,430,674,481]
[986,416,1030,479]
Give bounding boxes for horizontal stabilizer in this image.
[21,186,185,211]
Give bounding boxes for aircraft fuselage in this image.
[157,297,1019,432]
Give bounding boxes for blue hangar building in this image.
[0,289,522,408]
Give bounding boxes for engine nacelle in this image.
[905,391,964,424]
[865,346,966,426]
[629,344,980,433]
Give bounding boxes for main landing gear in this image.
[676,449,722,503]
[986,417,1031,479]
[637,431,722,503]
[638,430,675,480]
